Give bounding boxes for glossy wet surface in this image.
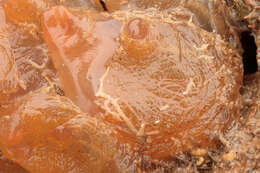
[0,0,258,173]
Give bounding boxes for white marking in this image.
[183,78,195,95]
[95,67,138,134]
[159,104,169,111]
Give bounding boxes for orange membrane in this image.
[43,6,243,158]
[0,1,243,172]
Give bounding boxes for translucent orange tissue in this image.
[43,5,243,160]
[0,0,244,173]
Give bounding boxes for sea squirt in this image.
[43,6,243,159]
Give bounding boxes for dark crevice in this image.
[99,0,108,11]
[240,31,258,75]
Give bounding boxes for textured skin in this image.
[0,89,128,173]
[0,0,246,172]
[0,0,57,107]
[43,6,242,160]
[0,6,19,104]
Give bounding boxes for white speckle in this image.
[183,78,195,95]
[28,59,47,69]
[198,55,214,60]
[2,115,10,120]
[195,44,209,51]
[95,67,138,134]
[159,104,169,111]
[188,15,193,24]
[137,123,145,137]
[155,120,160,124]
[18,80,27,90]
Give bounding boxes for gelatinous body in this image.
[0,34,19,100]
[0,0,56,106]
[43,6,243,160]
[0,5,20,104]
[0,0,249,172]
[0,89,128,173]
[43,6,122,113]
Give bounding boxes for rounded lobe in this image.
[0,7,20,103]
[0,89,124,173]
[44,7,243,162]
[96,11,243,159]
[121,17,158,60]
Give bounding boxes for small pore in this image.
[126,18,149,40]
[120,17,156,60]
[240,31,258,75]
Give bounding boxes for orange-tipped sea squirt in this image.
[43,6,243,160]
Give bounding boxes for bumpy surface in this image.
[0,0,257,173]
[0,4,20,104]
[0,88,128,173]
[0,0,56,106]
[211,73,260,173]
[43,5,243,160]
